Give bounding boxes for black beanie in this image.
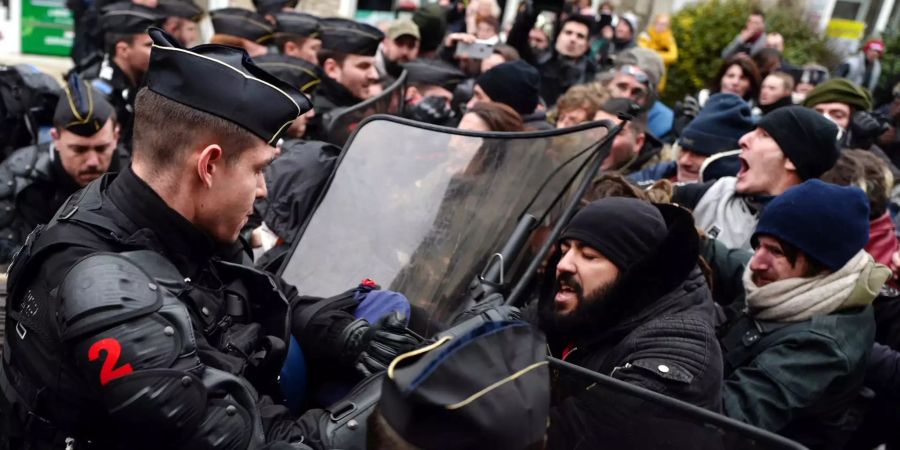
[560,197,667,272]
[475,60,540,116]
[756,106,841,180]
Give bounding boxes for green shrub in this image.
[663,0,836,105]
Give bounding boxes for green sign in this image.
[21,0,74,56]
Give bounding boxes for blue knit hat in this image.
[752,179,870,271]
[679,93,754,157]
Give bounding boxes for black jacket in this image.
[544,204,724,449]
[307,77,364,145]
[506,7,599,107]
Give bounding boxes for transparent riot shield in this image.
[321,71,407,147]
[280,116,609,323]
[549,358,808,450]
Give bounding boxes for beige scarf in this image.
[744,250,891,322]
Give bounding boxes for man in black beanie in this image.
[466,60,550,130]
[537,197,723,449]
[673,106,842,250]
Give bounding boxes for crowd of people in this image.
[2,0,900,448]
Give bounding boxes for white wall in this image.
[0,0,23,56]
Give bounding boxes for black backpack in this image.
[0,65,60,160]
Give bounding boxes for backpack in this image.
[0,65,60,160]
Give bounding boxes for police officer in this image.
[158,0,204,46]
[210,8,274,57]
[308,18,383,144]
[272,11,321,65]
[79,2,166,156]
[0,74,120,266]
[401,58,466,126]
[0,28,420,450]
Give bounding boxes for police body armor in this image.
[0,175,292,449]
[0,143,53,254]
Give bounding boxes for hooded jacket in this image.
[544,204,723,449]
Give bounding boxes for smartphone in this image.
[456,42,494,60]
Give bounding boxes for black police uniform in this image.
[306,18,383,145]
[0,28,418,450]
[0,75,120,266]
[78,3,166,157]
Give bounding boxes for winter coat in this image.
[720,263,884,450]
[835,52,882,93]
[507,8,599,107]
[648,100,674,139]
[638,28,678,92]
[544,204,724,449]
[720,32,767,59]
[628,160,677,184]
[673,176,767,250]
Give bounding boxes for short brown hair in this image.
[132,88,261,171]
[317,48,349,67]
[820,149,892,219]
[274,33,310,53]
[467,102,525,132]
[556,85,606,121]
[768,71,795,92]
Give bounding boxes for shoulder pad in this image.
[91,78,113,96]
[628,358,694,385]
[0,145,39,199]
[57,252,165,341]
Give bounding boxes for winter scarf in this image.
[744,250,890,322]
[692,177,761,250]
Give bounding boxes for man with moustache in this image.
[537,197,723,449]
[719,180,888,449]
[0,74,121,266]
[673,106,841,250]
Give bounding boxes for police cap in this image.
[379,321,550,450]
[100,2,166,34]
[254,54,322,94]
[274,11,320,38]
[403,59,465,90]
[253,0,297,16]
[319,18,383,56]
[210,8,274,43]
[146,27,311,144]
[157,0,204,21]
[54,73,116,137]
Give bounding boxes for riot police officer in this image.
[0,28,419,450]
[0,74,120,266]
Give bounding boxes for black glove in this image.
[339,312,422,378]
[849,110,890,149]
[450,292,521,325]
[406,95,456,125]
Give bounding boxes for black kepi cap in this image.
[319,17,384,56]
[146,27,311,144]
[403,59,465,90]
[100,2,166,34]
[210,8,274,43]
[54,73,116,137]
[254,54,322,94]
[253,0,297,16]
[380,321,550,450]
[274,11,320,38]
[157,0,204,21]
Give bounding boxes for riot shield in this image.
[321,71,407,147]
[280,116,609,323]
[548,357,808,450]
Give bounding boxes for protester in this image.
[721,10,767,58]
[539,197,723,448]
[412,3,447,59]
[467,60,550,130]
[376,18,420,80]
[555,84,607,128]
[0,28,421,449]
[757,72,794,115]
[631,93,754,183]
[792,63,830,104]
[764,32,784,52]
[209,8,273,57]
[611,48,674,138]
[637,13,677,92]
[673,106,841,249]
[720,179,890,449]
[507,7,598,106]
[674,54,760,138]
[596,12,639,68]
[835,38,886,93]
[876,82,900,163]
[0,75,120,265]
[480,44,520,73]
[593,98,659,173]
[273,11,322,65]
